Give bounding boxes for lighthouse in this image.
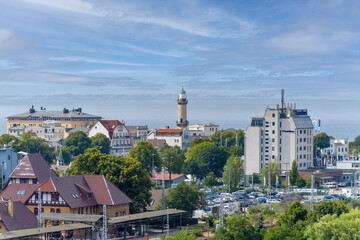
[176,88,189,129]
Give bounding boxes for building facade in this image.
[322,137,349,160]
[176,88,189,129]
[147,127,190,150]
[7,106,101,132]
[0,146,18,187]
[245,103,314,178]
[127,125,149,146]
[88,120,132,156]
[188,123,219,137]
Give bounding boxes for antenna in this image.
[281,89,285,117]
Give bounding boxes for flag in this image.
[276,175,279,187]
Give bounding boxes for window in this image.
[272,122,275,126]
[272,130,275,134]
[272,147,275,151]
[34,208,38,215]
[300,130,302,134]
[300,138,302,143]
[300,163,302,167]
[56,209,61,213]
[272,139,275,143]
[300,147,302,151]
[50,208,55,213]
[272,113,275,118]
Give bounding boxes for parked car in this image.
[257,197,267,203]
[337,182,347,187]
[321,182,337,188]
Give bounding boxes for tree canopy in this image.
[67,148,153,212]
[222,156,244,189]
[215,215,262,240]
[64,131,91,157]
[203,172,218,189]
[90,133,111,154]
[165,182,199,218]
[184,142,229,179]
[160,144,185,186]
[129,141,161,173]
[210,129,245,148]
[16,133,55,163]
[313,132,330,150]
[289,160,298,186]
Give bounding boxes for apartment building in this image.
[188,123,219,137]
[322,137,349,159]
[245,103,314,177]
[147,127,190,150]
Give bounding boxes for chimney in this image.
[8,199,14,218]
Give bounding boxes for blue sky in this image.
[0,0,359,138]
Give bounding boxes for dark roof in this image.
[8,153,57,183]
[0,201,37,231]
[36,175,132,209]
[8,109,101,120]
[0,184,40,204]
[292,116,314,129]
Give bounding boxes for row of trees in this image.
[215,200,351,240]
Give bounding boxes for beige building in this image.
[7,106,101,133]
[188,123,219,137]
[245,95,314,180]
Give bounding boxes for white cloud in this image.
[49,56,147,66]
[19,0,105,17]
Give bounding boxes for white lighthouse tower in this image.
[176,88,189,129]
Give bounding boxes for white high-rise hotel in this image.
[245,90,314,178]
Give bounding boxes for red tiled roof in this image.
[0,184,40,204]
[0,201,37,231]
[151,173,186,181]
[7,153,57,185]
[98,120,123,139]
[157,129,183,133]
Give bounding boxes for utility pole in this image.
[166,207,170,238]
[219,197,223,227]
[38,188,42,228]
[268,171,271,209]
[236,133,238,146]
[162,168,165,210]
[103,205,107,240]
[152,154,155,174]
[220,134,223,146]
[228,168,231,194]
[311,174,314,211]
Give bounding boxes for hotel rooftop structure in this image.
[7,106,101,132]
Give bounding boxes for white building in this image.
[126,125,149,147]
[88,120,132,156]
[322,137,349,160]
[188,123,219,137]
[245,103,314,177]
[147,127,190,150]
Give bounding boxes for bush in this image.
[190,229,203,237]
[295,177,306,188]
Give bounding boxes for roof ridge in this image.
[103,175,114,205]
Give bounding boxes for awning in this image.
[0,223,91,239]
[42,212,102,223]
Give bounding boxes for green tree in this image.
[307,201,349,223]
[160,145,185,186]
[261,160,280,187]
[305,209,360,240]
[215,215,262,240]
[55,147,72,164]
[161,229,195,240]
[289,160,298,186]
[129,141,161,173]
[203,172,218,189]
[210,129,245,148]
[165,182,199,219]
[228,145,244,157]
[67,148,153,212]
[16,133,55,163]
[90,133,110,154]
[190,138,210,148]
[0,134,20,148]
[222,156,244,189]
[184,142,229,179]
[248,173,261,185]
[277,201,308,228]
[255,213,265,233]
[295,177,306,188]
[313,132,330,154]
[350,136,360,155]
[63,131,91,158]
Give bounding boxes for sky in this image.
[0,0,360,139]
